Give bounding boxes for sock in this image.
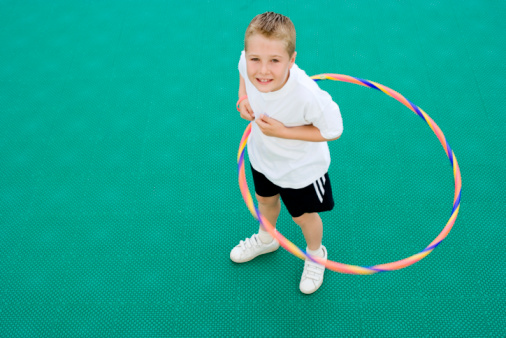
[307,245,324,258]
[258,228,274,244]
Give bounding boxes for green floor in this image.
[1,0,504,336]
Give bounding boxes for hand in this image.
[255,114,287,138]
[238,99,255,121]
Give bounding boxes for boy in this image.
[231,12,343,294]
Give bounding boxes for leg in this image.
[292,212,323,251]
[230,168,282,264]
[230,193,281,263]
[293,212,327,294]
[256,193,281,233]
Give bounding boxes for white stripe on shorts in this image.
[317,178,325,196]
[313,182,323,203]
[313,175,326,203]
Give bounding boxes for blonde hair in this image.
[245,12,296,57]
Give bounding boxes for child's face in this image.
[245,34,296,93]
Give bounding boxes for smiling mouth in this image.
[257,78,273,84]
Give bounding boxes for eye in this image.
[250,58,259,62]
[271,59,279,63]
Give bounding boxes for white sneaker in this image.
[299,246,327,294]
[230,234,280,263]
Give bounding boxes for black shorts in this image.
[251,165,335,218]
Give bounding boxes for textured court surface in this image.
[0,0,504,336]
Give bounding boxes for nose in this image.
[260,61,269,75]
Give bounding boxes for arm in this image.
[256,114,341,142]
[238,75,254,121]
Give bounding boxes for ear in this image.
[289,51,297,68]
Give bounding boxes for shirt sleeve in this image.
[306,91,343,140]
[238,51,247,79]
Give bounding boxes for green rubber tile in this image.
[0,0,504,336]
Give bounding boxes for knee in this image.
[292,213,309,227]
[292,213,318,227]
[256,194,280,208]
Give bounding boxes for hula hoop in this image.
[237,73,462,275]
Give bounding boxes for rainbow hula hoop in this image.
[237,73,462,275]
